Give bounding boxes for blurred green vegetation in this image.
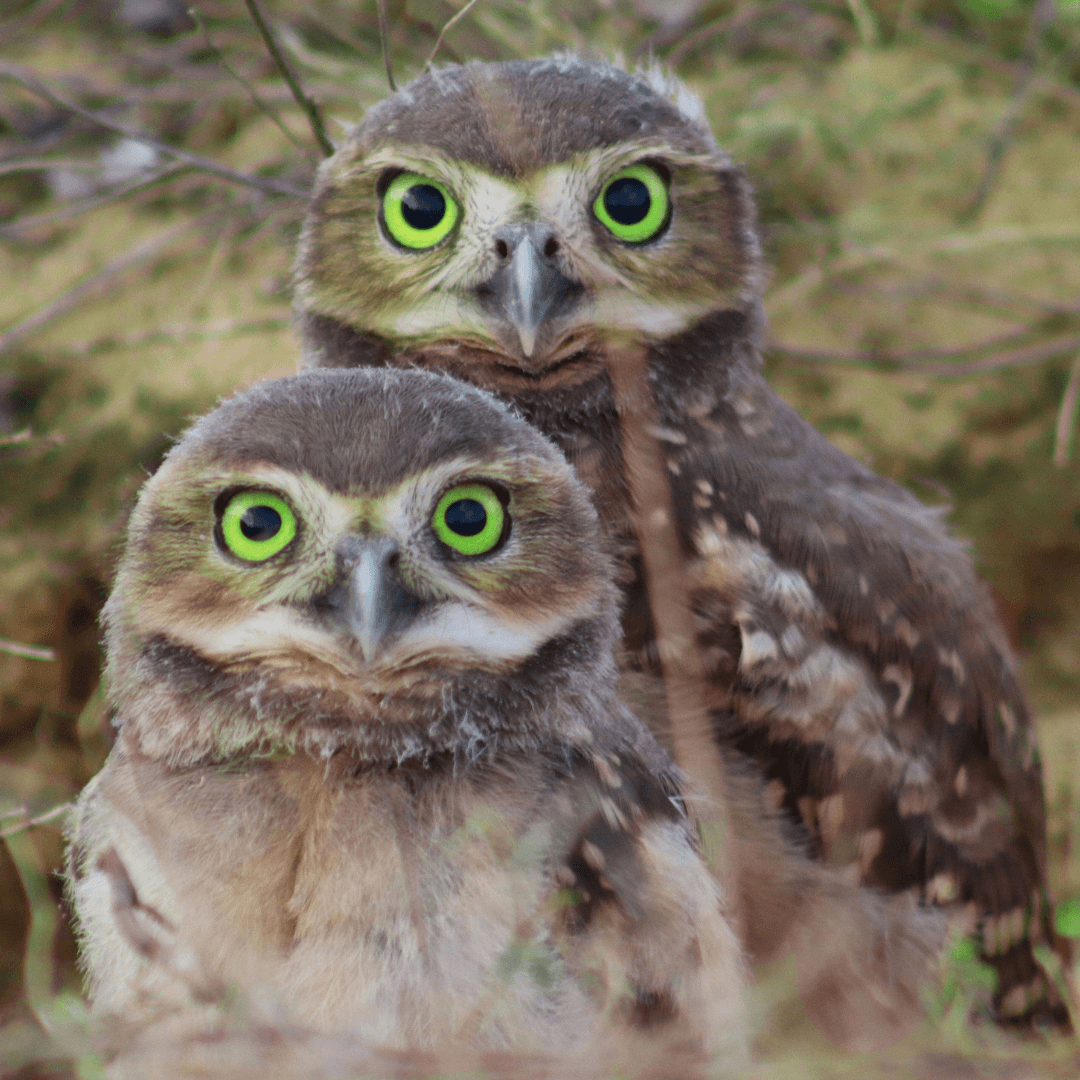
[1,0,1079,1075]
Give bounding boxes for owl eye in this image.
[220,491,298,562]
[592,163,670,244]
[382,172,460,249]
[432,484,507,556]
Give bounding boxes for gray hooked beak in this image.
[334,537,423,661]
[479,225,575,359]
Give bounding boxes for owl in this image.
[66,366,750,1064]
[292,55,1065,1024]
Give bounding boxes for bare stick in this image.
[920,22,1080,113]
[0,162,184,237]
[0,801,71,838]
[0,157,99,176]
[190,5,311,159]
[0,638,56,661]
[57,316,290,358]
[425,0,482,71]
[1053,351,1080,467]
[769,332,1080,377]
[240,0,334,157]
[961,0,1050,223]
[377,0,396,91]
[605,346,739,927]
[0,62,305,197]
[666,16,734,67]
[0,212,223,356]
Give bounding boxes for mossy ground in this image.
[1,0,1079,1075]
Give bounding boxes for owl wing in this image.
[543,749,747,1063]
[652,357,1062,1022]
[65,751,224,1023]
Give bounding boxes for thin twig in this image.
[56,316,291,358]
[605,345,740,934]
[766,224,1080,317]
[770,332,1080,377]
[1053,352,1080,467]
[845,0,879,47]
[425,0,483,71]
[920,22,1080,112]
[666,15,734,67]
[0,428,32,446]
[0,801,71,837]
[240,0,334,157]
[0,638,56,661]
[0,211,227,356]
[0,162,184,238]
[961,0,1051,222]
[189,5,311,159]
[0,62,305,197]
[377,0,396,91]
[0,156,97,177]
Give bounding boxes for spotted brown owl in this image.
[292,55,1064,1023]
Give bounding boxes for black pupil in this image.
[400,184,446,231]
[604,177,650,226]
[239,505,282,542]
[444,499,486,537]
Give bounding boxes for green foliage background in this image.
[1,0,1079,1074]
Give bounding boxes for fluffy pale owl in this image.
[293,55,1064,1023]
[67,367,749,1062]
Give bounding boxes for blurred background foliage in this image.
[1,0,1079,1075]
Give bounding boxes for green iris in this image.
[592,163,670,244]
[432,484,506,556]
[382,172,459,249]
[220,491,297,562]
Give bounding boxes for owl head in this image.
[295,55,762,392]
[103,367,621,766]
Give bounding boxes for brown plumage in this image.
[66,367,748,1064]
[292,55,1065,1024]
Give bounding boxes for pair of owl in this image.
[68,54,1064,1059]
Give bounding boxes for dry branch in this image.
[241,0,334,157]
[605,346,739,926]
[769,332,1080,376]
[377,0,396,91]
[0,162,185,238]
[425,0,484,71]
[0,802,71,838]
[0,62,306,198]
[0,211,228,356]
[1053,352,1080,467]
[0,638,56,661]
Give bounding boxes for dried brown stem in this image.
[377,0,396,91]
[605,346,738,923]
[666,15,734,66]
[0,162,185,238]
[190,5,311,159]
[1053,352,1080,468]
[0,211,225,356]
[425,0,483,71]
[0,638,56,661]
[769,332,1080,376]
[920,22,1080,113]
[0,62,306,198]
[961,0,1052,222]
[55,316,291,358]
[0,801,71,838]
[240,0,334,157]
